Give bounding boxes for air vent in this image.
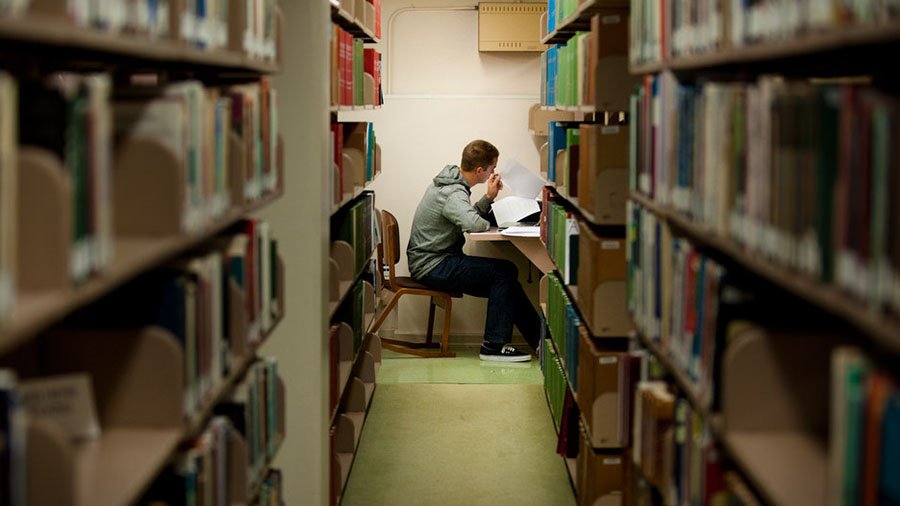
[478,2,548,52]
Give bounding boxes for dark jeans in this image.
[419,255,541,349]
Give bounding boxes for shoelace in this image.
[501,345,517,354]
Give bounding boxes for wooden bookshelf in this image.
[630,20,900,74]
[75,428,183,506]
[2,192,282,356]
[631,328,712,416]
[0,3,287,503]
[327,2,382,497]
[331,333,381,504]
[536,11,642,498]
[328,244,377,320]
[547,184,623,229]
[0,16,280,73]
[631,191,900,357]
[332,175,381,217]
[186,313,285,435]
[330,1,378,43]
[542,0,629,45]
[722,431,825,506]
[330,330,380,423]
[620,6,900,506]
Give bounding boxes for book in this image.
[0,73,15,321]
[0,369,25,506]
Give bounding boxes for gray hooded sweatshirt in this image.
[407,165,492,279]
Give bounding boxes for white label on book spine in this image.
[603,458,621,465]
[599,356,618,365]
[601,126,620,134]
[601,241,620,250]
[602,15,621,24]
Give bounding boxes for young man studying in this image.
[406,139,542,362]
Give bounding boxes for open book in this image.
[491,159,544,228]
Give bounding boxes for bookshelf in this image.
[327,1,384,504]
[535,1,637,505]
[541,0,630,44]
[0,2,286,505]
[628,2,900,505]
[0,16,281,73]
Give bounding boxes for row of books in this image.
[630,0,900,65]
[542,188,630,337]
[540,10,635,111]
[625,200,900,504]
[830,347,900,506]
[544,272,643,451]
[3,0,280,61]
[582,341,760,505]
[69,218,281,418]
[631,73,900,315]
[546,273,579,383]
[141,357,284,505]
[546,120,629,225]
[328,333,380,506]
[329,122,380,210]
[329,277,376,414]
[5,71,277,302]
[627,202,726,408]
[0,349,282,506]
[116,77,279,231]
[631,381,733,504]
[577,220,630,338]
[543,197,580,285]
[330,23,382,107]
[331,191,376,279]
[542,335,570,435]
[541,319,767,506]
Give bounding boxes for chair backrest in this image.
[381,210,401,290]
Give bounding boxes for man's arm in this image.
[473,195,492,218]
[443,190,491,232]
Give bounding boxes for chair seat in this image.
[395,276,462,298]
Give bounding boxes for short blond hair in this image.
[460,139,499,172]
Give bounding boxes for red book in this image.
[374,0,382,39]
[363,48,379,106]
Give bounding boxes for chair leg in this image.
[439,296,453,355]
[374,291,455,358]
[425,298,436,345]
[368,292,400,336]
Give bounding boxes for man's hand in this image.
[486,173,503,201]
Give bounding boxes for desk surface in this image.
[468,229,504,241]
[467,228,555,273]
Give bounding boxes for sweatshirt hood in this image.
[433,164,470,190]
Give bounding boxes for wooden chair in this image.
[368,210,460,358]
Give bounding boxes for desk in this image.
[468,228,555,274]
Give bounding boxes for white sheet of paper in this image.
[491,195,540,227]
[496,158,545,200]
[19,373,101,443]
[500,226,540,237]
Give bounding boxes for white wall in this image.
[342,0,547,339]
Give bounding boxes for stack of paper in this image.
[491,159,544,226]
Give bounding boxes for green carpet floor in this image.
[340,345,576,506]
